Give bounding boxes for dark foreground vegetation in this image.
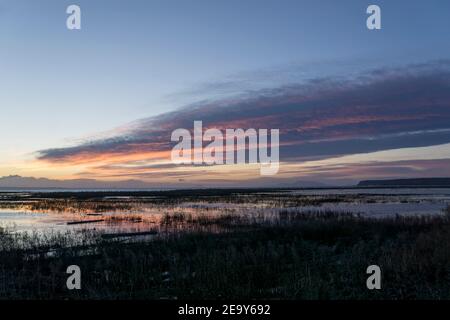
[2,207,450,300]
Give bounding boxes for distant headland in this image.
[358,178,450,187]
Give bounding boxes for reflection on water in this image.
[1,188,449,236]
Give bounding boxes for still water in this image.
[1,188,449,234]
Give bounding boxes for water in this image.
[287,187,450,217]
[1,188,449,234]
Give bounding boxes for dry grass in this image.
[2,211,450,299]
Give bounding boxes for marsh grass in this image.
[2,210,450,299]
[445,204,450,217]
[0,190,417,215]
[1,199,139,213]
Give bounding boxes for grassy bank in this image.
[2,210,450,300]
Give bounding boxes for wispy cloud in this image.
[35,60,450,184]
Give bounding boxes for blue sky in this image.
[1,0,450,185]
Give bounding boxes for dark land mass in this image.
[358,178,450,187]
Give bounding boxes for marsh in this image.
[1,188,449,235]
[1,188,450,299]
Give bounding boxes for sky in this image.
[1,0,450,187]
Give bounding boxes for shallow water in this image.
[1,188,449,235]
[0,210,159,235]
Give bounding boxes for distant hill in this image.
[0,175,328,190]
[0,175,158,190]
[357,178,450,187]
